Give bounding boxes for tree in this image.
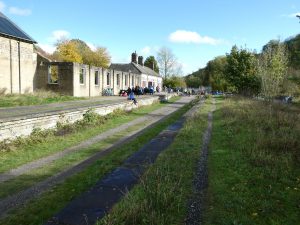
[157,47,177,79]
[163,75,186,88]
[144,56,159,73]
[205,56,229,91]
[225,45,260,95]
[259,40,289,100]
[94,47,111,68]
[52,39,110,68]
[70,39,110,68]
[53,40,83,63]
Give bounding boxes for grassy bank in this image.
[97,97,211,225]
[0,90,84,107]
[205,97,300,225]
[0,97,192,225]
[0,97,179,173]
[0,98,181,198]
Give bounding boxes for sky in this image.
[0,0,299,75]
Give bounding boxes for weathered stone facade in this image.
[0,36,37,94]
[35,61,105,97]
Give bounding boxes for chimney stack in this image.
[131,51,137,63]
[138,56,144,66]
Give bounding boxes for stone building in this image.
[0,12,37,94]
[35,60,105,97]
[108,52,162,95]
[0,12,162,97]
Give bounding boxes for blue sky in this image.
[1,0,299,75]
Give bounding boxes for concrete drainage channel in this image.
[45,118,186,225]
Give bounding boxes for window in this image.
[95,70,99,85]
[48,65,58,84]
[80,68,85,84]
[125,75,128,86]
[107,73,110,85]
[131,76,134,86]
[116,74,120,86]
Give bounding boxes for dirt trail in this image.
[185,98,216,225]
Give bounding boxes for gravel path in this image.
[0,96,194,219]
[0,95,160,120]
[185,98,216,225]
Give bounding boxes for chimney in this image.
[131,51,137,63]
[138,56,144,66]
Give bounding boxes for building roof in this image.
[109,62,161,77]
[0,12,36,43]
[132,63,160,77]
[109,63,141,74]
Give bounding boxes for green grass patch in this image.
[0,97,193,225]
[205,97,300,225]
[0,121,150,199]
[97,97,211,225]
[0,90,84,107]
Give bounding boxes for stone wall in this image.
[0,36,36,94]
[0,96,160,142]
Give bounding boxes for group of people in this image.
[118,85,162,105]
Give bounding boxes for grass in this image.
[97,97,211,225]
[0,97,179,173]
[0,97,192,225]
[205,96,300,225]
[0,90,84,107]
[0,122,150,199]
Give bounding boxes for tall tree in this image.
[53,40,83,63]
[157,47,177,79]
[163,75,186,88]
[94,47,111,68]
[225,45,260,95]
[52,39,110,68]
[144,56,159,73]
[205,56,228,91]
[259,40,288,100]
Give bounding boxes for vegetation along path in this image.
[0,96,195,219]
[185,98,216,225]
[0,97,188,183]
[45,117,188,225]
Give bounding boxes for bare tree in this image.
[157,47,177,79]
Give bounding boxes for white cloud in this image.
[37,43,56,54]
[141,46,151,55]
[47,30,70,42]
[288,12,300,17]
[0,1,5,12]
[9,6,31,16]
[39,30,71,54]
[169,30,223,45]
[87,42,97,51]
